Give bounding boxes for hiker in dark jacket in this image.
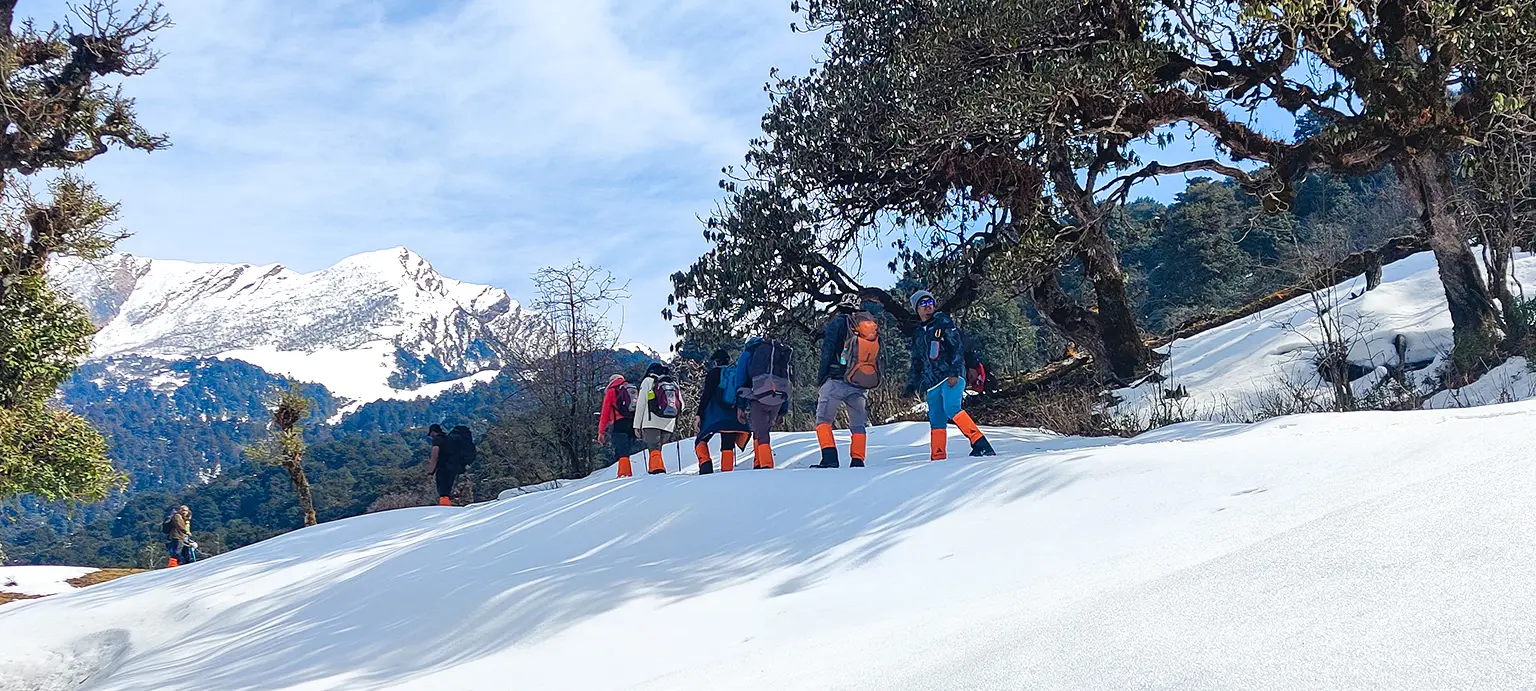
[598,374,638,478]
[425,424,459,506]
[737,336,792,469]
[693,349,751,474]
[163,505,193,567]
[903,290,995,460]
[811,294,877,468]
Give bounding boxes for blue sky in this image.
[31,0,1282,349]
[33,0,818,348]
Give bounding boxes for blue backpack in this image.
[719,356,746,407]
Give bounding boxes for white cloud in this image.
[28,0,819,349]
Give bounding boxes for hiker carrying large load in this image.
[599,374,641,478]
[811,293,878,468]
[730,335,792,469]
[635,362,684,475]
[694,349,751,474]
[426,423,475,506]
[903,290,995,461]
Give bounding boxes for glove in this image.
[901,384,917,399]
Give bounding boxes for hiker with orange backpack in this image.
[811,294,880,468]
[598,374,641,477]
[693,349,751,474]
[903,290,996,460]
[635,362,685,475]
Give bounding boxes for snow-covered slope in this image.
[50,248,527,407]
[3,408,1532,690]
[1109,251,1536,421]
[0,567,97,597]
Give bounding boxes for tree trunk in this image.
[1482,207,1523,342]
[1399,150,1501,362]
[283,458,317,527]
[1075,219,1154,382]
[1029,272,1114,379]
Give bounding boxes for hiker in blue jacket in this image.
[693,349,751,474]
[903,290,996,460]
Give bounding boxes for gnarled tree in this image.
[1157,0,1536,367]
[677,0,1187,382]
[0,0,169,502]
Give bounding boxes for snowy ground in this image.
[1109,251,1536,421]
[2,407,1533,690]
[0,567,98,597]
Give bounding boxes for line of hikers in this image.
[154,290,993,567]
[598,290,996,477]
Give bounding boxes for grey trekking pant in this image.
[747,398,781,447]
[815,380,869,433]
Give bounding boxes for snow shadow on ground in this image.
[54,425,1088,690]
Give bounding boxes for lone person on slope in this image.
[162,505,195,567]
[425,424,459,506]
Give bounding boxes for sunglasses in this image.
[917,297,936,307]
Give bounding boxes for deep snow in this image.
[2,407,1533,690]
[1109,251,1536,421]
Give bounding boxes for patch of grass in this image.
[0,592,42,606]
[65,568,144,588]
[0,568,146,608]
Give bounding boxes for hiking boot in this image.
[810,447,840,469]
[648,468,667,475]
[699,461,714,475]
[849,459,865,468]
[968,436,996,457]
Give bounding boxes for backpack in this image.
[648,376,682,418]
[720,356,746,407]
[161,514,176,537]
[966,361,987,393]
[963,339,986,393]
[839,312,881,389]
[444,425,476,470]
[744,338,792,403]
[614,383,639,418]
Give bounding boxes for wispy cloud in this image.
[45,0,817,348]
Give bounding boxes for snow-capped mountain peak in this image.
[50,248,527,407]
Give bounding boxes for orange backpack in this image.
[840,312,881,389]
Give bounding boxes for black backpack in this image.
[161,514,176,537]
[444,425,476,470]
[745,339,792,402]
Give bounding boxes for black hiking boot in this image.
[648,468,667,475]
[968,436,996,457]
[810,447,840,469]
[849,459,865,468]
[698,461,714,475]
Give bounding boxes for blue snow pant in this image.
[925,378,965,429]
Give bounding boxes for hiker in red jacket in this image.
[598,374,639,478]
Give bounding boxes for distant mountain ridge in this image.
[49,247,529,408]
